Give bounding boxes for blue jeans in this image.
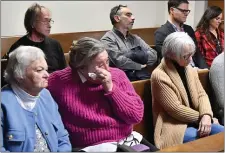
[183,124,224,143]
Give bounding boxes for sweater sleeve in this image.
[195,31,205,58]
[104,70,144,125]
[151,71,200,123]
[194,70,213,118]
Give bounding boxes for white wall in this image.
[193,1,208,30]
[1,1,206,37]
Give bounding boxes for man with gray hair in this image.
[3,3,66,73]
[101,5,158,81]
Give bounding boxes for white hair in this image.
[4,46,46,84]
[162,32,196,61]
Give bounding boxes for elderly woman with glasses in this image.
[47,37,158,152]
[1,46,71,152]
[151,32,224,149]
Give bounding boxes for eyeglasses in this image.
[182,52,195,61]
[174,7,191,14]
[36,19,54,25]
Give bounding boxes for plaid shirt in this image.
[195,29,224,67]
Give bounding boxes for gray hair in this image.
[4,46,46,84]
[110,5,127,25]
[162,32,196,61]
[24,3,47,34]
[69,37,106,69]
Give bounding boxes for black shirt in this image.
[173,61,198,127]
[173,61,193,109]
[3,35,66,73]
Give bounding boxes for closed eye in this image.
[36,67,48,72]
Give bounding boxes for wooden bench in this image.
[131,69,213,144]
[159,132,224,152]
[1,27,158,57]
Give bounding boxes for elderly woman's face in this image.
[82,50,110,83]
[177,45,195,67]
[22,57,49,91]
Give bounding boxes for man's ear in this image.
[170,7,174,15]
[114,15,120,23]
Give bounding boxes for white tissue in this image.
[88,73,97,80]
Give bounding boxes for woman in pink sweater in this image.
[47,37,157,152]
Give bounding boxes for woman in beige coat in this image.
[151,32,224,149]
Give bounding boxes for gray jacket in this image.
[101,28,157,70]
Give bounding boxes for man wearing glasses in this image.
[101,5,158,81]
[3,3,66,73]
[154,0,208,69]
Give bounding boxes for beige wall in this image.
[1,1,207,37]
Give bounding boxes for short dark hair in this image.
[24,3,45,34]
[110,4,127,25]
[168,0,189,14]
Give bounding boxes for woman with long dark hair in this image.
[195,6,224,67]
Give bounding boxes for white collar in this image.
[77,71,87,83]
[11,84,39,111]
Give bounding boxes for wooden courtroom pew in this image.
[160,132,224,152]
[131,69,213,144]
[132,79,154,144]
[1,27,158,57]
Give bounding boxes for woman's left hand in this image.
[198,114,212,138]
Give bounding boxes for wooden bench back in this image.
[1,27,158,57]
[131,69,212,143]
[132,79,154,144]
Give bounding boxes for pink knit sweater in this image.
[47,67,144,148]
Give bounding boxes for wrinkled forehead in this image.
[37,7,51,19]
[182,44,195,55]
[91,50,108,64]
[119,7,132,15]
[28,57,47,69]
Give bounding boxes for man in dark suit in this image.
[154,0,208,69]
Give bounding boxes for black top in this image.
[3,35,66,73]
[173,61,193,109]
[154,21,208,69]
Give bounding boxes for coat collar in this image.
[160,58,198,107]
[165,21,176,33]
